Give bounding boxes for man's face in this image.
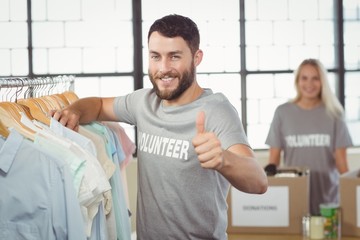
[148,31,195,100]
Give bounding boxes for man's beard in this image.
[149,64,195,100]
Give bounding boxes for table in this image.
[228,233,358,240]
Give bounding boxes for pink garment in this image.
[102,122,136,168]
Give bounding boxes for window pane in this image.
[32,0,133,75]
[273,21,303,45]
[0,50,11,75]
[345,73,360,147]
[142,0,239,21]
[0,4,28,76]
[344,22,360,70]
[74,76,134,98]
[198,73,242,115]
[10,0,27,21]
[245,0,335,71]
[0,0,10,21]
[343,0,360,19]
[48,0,81,20]
[343,0,360,147]
[74,75,135,143]
[247,73,295,149]
[0,22,28,48]
[141,0,240,78]
[83,48,117,73]
[245,21,272,46]
[48,48,82,74]
[32,22,64,47]
[257,0,288,20]
[247,124,272,149]
[199,46,240,73]
[11,49,28,75]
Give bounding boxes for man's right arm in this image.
[50,97,117,131]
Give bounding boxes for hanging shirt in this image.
[79,125,116,180]
[105,125,132,240]
[50,117,98,157]
[0,129,86,240]
[20,112,112,237]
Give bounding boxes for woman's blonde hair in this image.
[292,58,344,118]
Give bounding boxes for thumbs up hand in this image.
[192,111,224,170]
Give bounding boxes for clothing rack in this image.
[0,74,135,240]
[0,75,75,101]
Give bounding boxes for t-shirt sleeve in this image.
[265,107,283,148]
[335,117,353,148]
[113,93,139,125]
[206,98,249,150]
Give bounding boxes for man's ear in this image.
[194,49,203,66]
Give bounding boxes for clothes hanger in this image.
[0,81,10,138]
[53,93,70,106]
[16,79,52,126]
[61,91,79,104]
[0,102,36,141]
[41,95,63,110]
[58,75,78,104]
[17,98,51,126]
[40,77,65,110]
[12,101,34,121]
[30,78,53,113]
[0,119,10,138]
[35,96,55,112]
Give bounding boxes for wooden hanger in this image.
[12,101,34,121]
[17,98,51,126]
[33,97,52,113]
[53,93,70,106]
[41,95,63,110]
[0,119,9,138]
[61,91,79,104]
[0,102,36,141]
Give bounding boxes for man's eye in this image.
[151,55,159,60]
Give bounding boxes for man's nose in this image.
[158,59,172,73]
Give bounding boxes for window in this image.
[1,0,359,148]
[0,0,28,76]
[244,0,338,148]
[344,0,360,146]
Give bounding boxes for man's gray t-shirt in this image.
[265,102,353,215]
[114,88,249,239]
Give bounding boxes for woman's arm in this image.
[268,147,282,166]
[334,147,349,174]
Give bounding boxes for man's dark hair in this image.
[148,14,200,55]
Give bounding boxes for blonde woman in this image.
[265,58,353,215]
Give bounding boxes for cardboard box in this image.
[340,170,360,237]
[227,167,310,234]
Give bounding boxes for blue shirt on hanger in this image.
[0,129,86,240]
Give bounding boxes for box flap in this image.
[341,169,360,178]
